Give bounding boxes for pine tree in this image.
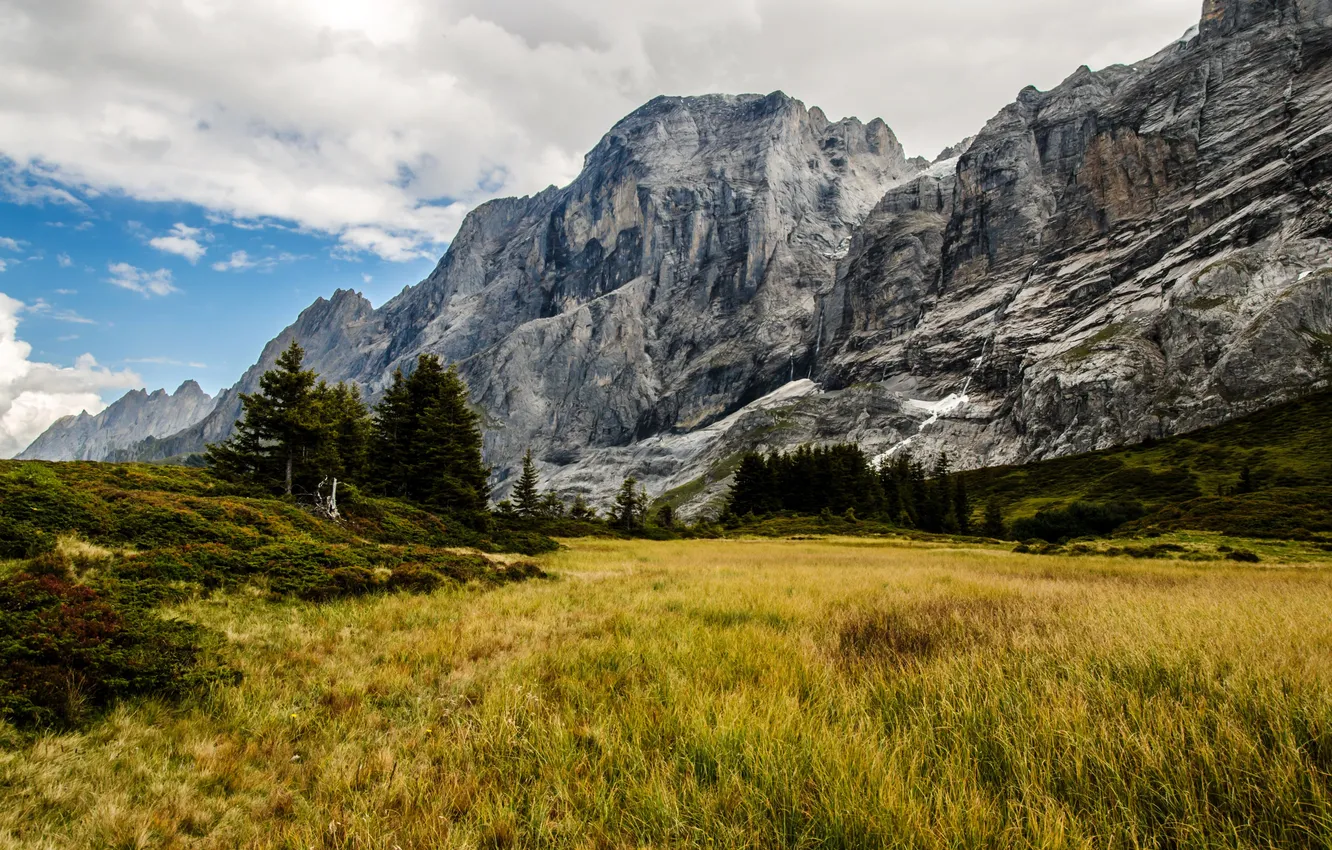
[983,497,1007,539]
[613,476,647,531]
[729,453,772,517]
[569,494,596,521]
[539,491,566,519]
[1238,464,1257,495]
[309,381,372,484]
[412,365,489,522]
[953,473,972,535]
[657,504,675,529]
[371,355,489,523]
[370,369,414,497]
[206,340,321,496]
[512,450,542,518]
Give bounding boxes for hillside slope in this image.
[965,387,1332,539]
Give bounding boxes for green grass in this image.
[1,537,1330,847]
[0,460,551,730]
[0,460,556,557]
[965,388,1332,538]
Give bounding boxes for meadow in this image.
[2,536,1329,849]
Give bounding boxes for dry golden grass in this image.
[2,537,1330,848]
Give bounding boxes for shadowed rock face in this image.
[808,0,1332,475]
[53,0,1332,514]
[17,381,215,462]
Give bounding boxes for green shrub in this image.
[1226,550,1261,563]
[1010,502,1147,543]
[0,571,233,728]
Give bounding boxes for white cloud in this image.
[211,249,303,273]
[148,222,208,263]
[362,273,373,284]
[106,262,178,297]
[212,250,255,272]
[0,237,20,252]
[0,0,1204,262]
[0,260,6,274]
[56,253,73,268]
[0,292,140,457]
[23,297,97,325]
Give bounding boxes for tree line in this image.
[727,444,1006,537]
[206,341,665,532]
[207,341,489,526]
[496,450,659,532]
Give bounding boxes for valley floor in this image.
[2,537,1330,848]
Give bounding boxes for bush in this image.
[1226,549,1261,563]
[0,571,232,728]
[1010,501,1148,543]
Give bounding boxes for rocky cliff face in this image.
[48,0,1332,516]
[100,92,921,484]
[806,0,1332,477]
[18,381,215,462]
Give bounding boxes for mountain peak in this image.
[174,380,207,398]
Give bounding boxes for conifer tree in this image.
[412,364,489,522]
[729,453,772,517]
[1238,464,1256,495]
[569,494,596,521]
[613,476,648,531]
[370,369,415,497]
[539,491,566,519]
[371,355,489,523]
[983,497,1007,539]
[207,340,326,496]
[512,449,542,518]
[953,473,972,535]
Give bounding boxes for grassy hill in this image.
[0,461,550,728]
[963,389,1332,541]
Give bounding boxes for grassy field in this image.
[2,537,1329,849]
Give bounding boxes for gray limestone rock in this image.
[18,381,215,462]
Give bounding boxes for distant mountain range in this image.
[18,381,215,463]
[23,0,1332,517]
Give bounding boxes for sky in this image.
[0,0,1203,457]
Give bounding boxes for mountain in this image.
[17,381,215,462]
[48,0,1332,516]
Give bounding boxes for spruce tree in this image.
[206,340,321,496]
[372,355,490,522]
[1238,464,1256,495]
[613,476,647,531]
[983,497,1007,539]
[512,450,542,518]
[953,473,972,535]
[569,494,596,521]
[370,369,414,497]
[729,453,772,517]
[539,491,566,519]
[412,364,489,521]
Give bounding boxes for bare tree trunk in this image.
[285,454,293,496]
